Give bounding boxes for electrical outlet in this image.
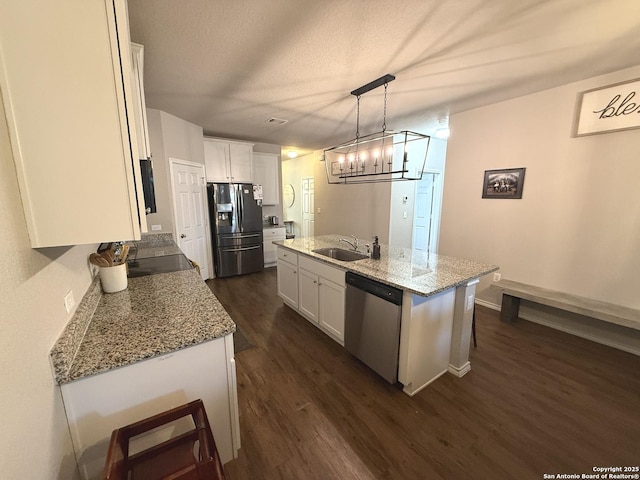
[493,272,501,282]
[151,224,162,231]
[64,290,75,314]
[466,294,474,311]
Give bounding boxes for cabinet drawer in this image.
[277,247,298,266]
[263,227,286,239]
[299,256,346,286]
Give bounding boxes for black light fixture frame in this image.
[323,74,430,185]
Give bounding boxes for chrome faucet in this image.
[339,235,359,251]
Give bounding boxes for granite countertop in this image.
[51,237,235,385]
[273,234,499,297]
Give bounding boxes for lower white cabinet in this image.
[298,268,319,323]
[60,335,240,480]
[277,249,298,308]
[263,227,286,267]
[277,247,346,345]
[318,278,345,342]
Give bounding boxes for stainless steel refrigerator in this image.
[208,183,264,278]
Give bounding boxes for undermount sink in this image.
[312,247,369,262]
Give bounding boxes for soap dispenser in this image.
[371,235,381,260]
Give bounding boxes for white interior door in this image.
[412,173,438,253]
[170,159,210,280]
[302,177,315,238]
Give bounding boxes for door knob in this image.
[180,234,186,238]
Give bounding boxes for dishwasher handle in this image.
[345,272,403,305]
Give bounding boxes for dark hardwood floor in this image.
[207,268,640,480]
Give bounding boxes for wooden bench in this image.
[491,279,640,331]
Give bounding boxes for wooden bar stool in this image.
[103,399,226,480]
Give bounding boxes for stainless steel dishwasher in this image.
[345,272,403,383]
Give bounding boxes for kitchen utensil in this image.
[119,244,130,264]
[101,249,115,266]
[89,253,111,268]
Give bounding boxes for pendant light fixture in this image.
[323,74,430,184]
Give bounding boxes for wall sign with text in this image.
[574,78,640,136]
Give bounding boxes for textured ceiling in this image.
[127,0,640,150]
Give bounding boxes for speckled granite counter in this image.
[129,232,183,259]
[273,234,498,297]
[51,245,235,385]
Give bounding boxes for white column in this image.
[448,278,480,377]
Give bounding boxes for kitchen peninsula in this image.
[50,235,240,480]
[274,235,499,396]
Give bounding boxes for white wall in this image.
[145,109,205,234]
[389,138,448,249]
[314,151,393,243]
[0,91,86,479]
[282,152,315,238]
[440,65,640,311]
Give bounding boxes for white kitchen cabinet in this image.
[253,152,280,205]
[297,255,346,344]
[203,137,254,183]
[61,335,240,480]
[0,0,147,247]
[277,248,346,345]
[276,248,298,308]
[318,278,346,342]
[263,227,286,267]
[130,42,151,161]
[298,268,319,324]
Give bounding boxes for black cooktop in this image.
[127,254,194,278]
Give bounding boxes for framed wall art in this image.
[482,167,526,199]
[574,78,640,136]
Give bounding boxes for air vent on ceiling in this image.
[265,117,288,125]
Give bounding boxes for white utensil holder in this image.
[100,263,128,293]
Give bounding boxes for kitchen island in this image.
[51,237,239,480]
[274,235,499,396]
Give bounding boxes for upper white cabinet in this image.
[203,137,254,183]
[253,153,280,205]
[130,43,151,161]
[0,0,147,246]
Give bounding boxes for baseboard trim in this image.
[448,362,471,378]
[475,299,640,357]
[519,311,640,356]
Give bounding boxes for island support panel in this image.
[398,288,455,396]
[448,278,480,377]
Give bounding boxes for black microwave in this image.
[140,158,156,214]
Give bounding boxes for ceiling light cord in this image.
[382,82,388,133]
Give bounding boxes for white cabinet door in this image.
[130,43,151,160]
[0,0,146,246]
[277,259,298,308]
[61,336,239,480]
[319,279,345,343]
[229,143,253,183]
[298,268,319,324]
[253,153,280,205]
[203,138,254,183]
[204,139,231,182]
[263,227,285,267]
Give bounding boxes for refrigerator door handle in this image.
[220,233,261,239]
[238,185,244,228]
[221,245,262,252]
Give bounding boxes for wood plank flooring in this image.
[207,268,640,480]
